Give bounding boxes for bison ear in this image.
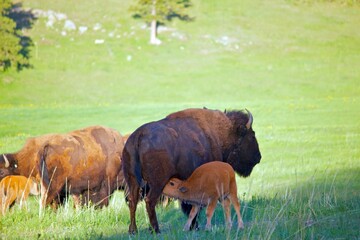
[179,186,188,193]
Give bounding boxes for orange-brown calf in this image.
[0,175,39,215]
[163,161,244,231]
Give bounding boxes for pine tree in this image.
[130,0,192,45]
[0,0,28,71]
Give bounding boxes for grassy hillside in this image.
[0,0,359,239]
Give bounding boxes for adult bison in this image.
[122,108,261,234]
[0,126,125,208]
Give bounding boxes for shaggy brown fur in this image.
[0,126,125,208]
[163,161,244,231]
[122,107,261,233]
[0,175,39,215]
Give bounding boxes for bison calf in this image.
[163,161,244,231]
[0,175,39,215]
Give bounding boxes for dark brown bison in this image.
[122,108,261,233]
[0,126,125,208]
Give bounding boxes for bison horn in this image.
[3,154,10,168]
[245,109,253,129]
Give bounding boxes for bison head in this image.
[225,109,261,177]
[0,154,18,180]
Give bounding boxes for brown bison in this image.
[0,126,125,208]
[163,161,244,231]
[0,175,40,215]
[122,107,261,233]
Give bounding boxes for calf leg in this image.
[17,190,31,210]
[229,186,244,229]
[181,202,199,230]
[2,191,16,215]
[205,200,218,231]
[183,205,200,231]
[72,194,82,209]
[222,198,232,229]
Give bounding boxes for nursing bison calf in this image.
[163,161,244,231]
[0,175,39,215]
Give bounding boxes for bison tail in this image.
[122,147,142,187]
[38,144,51,189]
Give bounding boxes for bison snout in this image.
[255,152,261,164]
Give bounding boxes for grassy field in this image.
[1,0,359,239]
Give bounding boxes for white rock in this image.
[95,39,105,44]
[79,26,88,34]
[93,23,102,31]
[56,13,67,21]
[64,20,76,31]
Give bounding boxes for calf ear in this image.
[179,186,188,193]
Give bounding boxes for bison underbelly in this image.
[66,174,105,194]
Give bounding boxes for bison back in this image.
[122,116,224,190]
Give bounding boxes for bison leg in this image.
[144,187,162,233]
[183,205,200,231]
[127,175,141,234]
[205,200,217,231]
[40,180,65,209]
[88,185,110,208]
[94,178,117,207]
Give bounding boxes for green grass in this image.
[1,0,360,239]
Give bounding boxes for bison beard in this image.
[122,108,261,234]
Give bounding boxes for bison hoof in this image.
[148,226,161,234]
[128,226,138,235]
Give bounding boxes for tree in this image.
[0,0,29,71]
[130,0,192,45]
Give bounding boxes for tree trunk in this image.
[150,19,159,45]
[149,0,161,45]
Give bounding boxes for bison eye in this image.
[14,164,18,168]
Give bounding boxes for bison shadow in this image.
[92,168,359,239]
